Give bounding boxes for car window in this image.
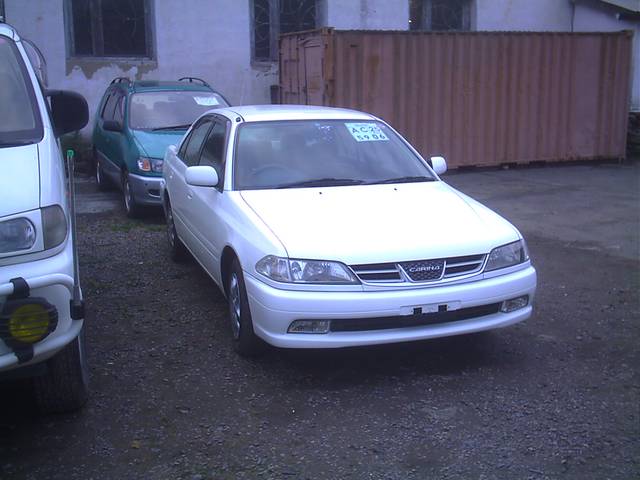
[113,95,125,124]
[0,35,43,146]
[181,119,213,167]
[199,120,227,174]
[101,92,118,121]
[129,91,228,130]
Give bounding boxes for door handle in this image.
[186,189,193,200]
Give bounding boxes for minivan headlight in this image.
[137,157,163,173]
[0,218,36,253]
[485,240,529,272]
[42,205,67,250]
[256,255,359,284]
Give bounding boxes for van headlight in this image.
[485,240,529,271]
[256,255,359,284]
[0,218,37,253]
[42,205,67,250]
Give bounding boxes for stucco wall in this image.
[475,0,573,30]
[325,0,408,29]
[4,0,276,134]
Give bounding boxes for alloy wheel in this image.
[229,273,241,340]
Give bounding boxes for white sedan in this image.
[162,105,536,355]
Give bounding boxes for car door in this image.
[97,89,124,183]
[187,116,231,275]
[167,117,213,256]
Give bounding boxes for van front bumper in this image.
[128,173,164,206]
[0,245,83,372]
[244,265,537,349]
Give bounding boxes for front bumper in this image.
[245,265,537,348]
[0,244,83,372]
[128,173,164,206]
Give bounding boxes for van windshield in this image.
[0,36,43,147]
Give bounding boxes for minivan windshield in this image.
[0,36,43,147]
[129,91,228,130]
[234,120,435,190]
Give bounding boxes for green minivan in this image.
[92,77,229,217]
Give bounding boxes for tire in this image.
[33,329,89,414]
[165,200,188,262]
[227,258,264,356]
[94,150,110,191]
[122,172,142,218]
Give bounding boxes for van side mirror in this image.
[430,156,447,175]
[185,166,219,188]
[46,90,89,137]
[103,119,123,132]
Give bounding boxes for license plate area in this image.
[400,301,461,316]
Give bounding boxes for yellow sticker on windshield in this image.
[345,123,389,142]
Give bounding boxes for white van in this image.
[0,22,89,412]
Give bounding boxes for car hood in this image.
[240,182,519,265]
[131,129,187,159]
[0,144,40,218]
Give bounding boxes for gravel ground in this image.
[0,165,638,479]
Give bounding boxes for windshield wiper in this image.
[274,178,365,189]
[151,124,192,131]
[369,175,435,185]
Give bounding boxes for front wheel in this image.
[165,200,188,262]
[227,258,264,356]
[33,329,89,414]
[122,172,142,218]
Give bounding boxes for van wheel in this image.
[33,329,89,414]
[94,150,110,191]
[227,258,264,357]
[165,200,188,262]
[122,172,142,218]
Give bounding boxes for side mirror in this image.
[46,90,89,137]
[103,119,123,132]
[430,156,447,175]
[185,166,219,188]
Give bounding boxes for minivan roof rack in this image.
[110,77,131,85]
[178,77,211,88]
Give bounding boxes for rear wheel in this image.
[122,172,142,218]
[166,200,188,262]
[227,258,264,356]
[33,329,89,414]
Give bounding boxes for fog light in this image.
[288,320,330,334]
[500,295,529,313]
[1,298,58,345]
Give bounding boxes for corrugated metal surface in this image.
[280,29,633,167]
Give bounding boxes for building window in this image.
[252,0,317,62]
[409,0,471,31]
[66,0,153,58]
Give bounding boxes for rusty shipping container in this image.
[279,29,633,167]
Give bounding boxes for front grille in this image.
[330,303,501,332]
[351,254,486,284]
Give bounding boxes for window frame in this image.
[63,0,156,60]
[198,116,231,191]
[250,0,319,63]
[409,0,472,32]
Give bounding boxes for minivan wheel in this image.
[166,201,188,262]
[33,329,89,414]
[122,172,142,218]
[227,258,264,356]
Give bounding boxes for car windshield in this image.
[129,91,228,130]
[234,120,435,190]
[0,35,43,147]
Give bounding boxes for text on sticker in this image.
[194,96,220,106]
[345,123,389,142]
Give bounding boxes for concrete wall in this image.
[573,2,639,110]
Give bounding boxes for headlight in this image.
[42,205,67,250]
[256,255,359,284]
[485,240,529,272]
[0,217,36,253]
[137,157,163,173]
